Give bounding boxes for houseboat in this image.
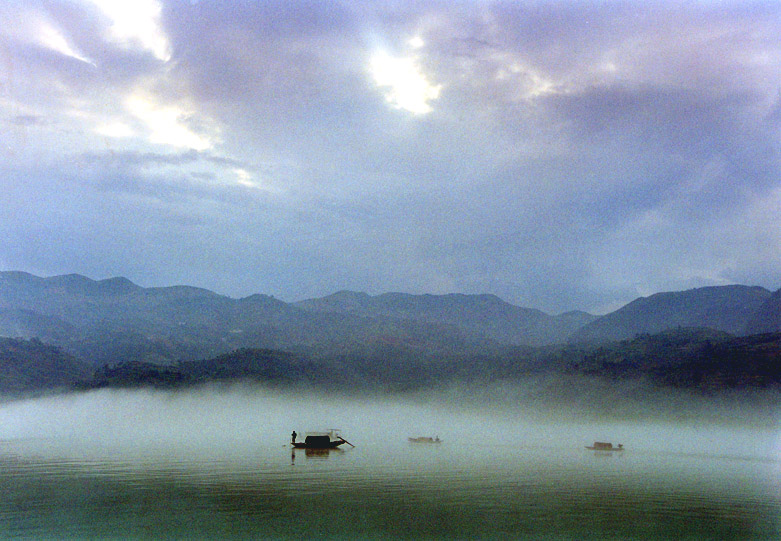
[586,441,624,451]
[292,429,352,449]
[408,436,441,444]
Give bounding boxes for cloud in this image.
[125,92,216,150]
[36,18,96,66]
[0,1,779,313]
[87,0,171,61]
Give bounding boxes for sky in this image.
[1,0,779,315]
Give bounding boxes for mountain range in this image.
[295,290,597,346]
[0,271,778,369]
[570,285,773,343]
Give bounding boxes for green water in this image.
[1,438,779,539]
[0,388,779,539]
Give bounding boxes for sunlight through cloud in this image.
[127,94,213,150]
[370,51,441,114]
[89,0,171,61]
[408,36,425,49]
[233,168,257,188]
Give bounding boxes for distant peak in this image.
[95,276,140,294]
[99,276,135,285]
[149,284,220,298]
[240,293,285,306]
[41,273,143,296]
[293,290,373,313]
[48,273,92,285]
[328,290,372,300]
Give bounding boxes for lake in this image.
[0,386,779,539]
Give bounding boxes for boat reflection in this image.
[291,446,344,464]
[303,447,343,458]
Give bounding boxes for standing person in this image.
[291,430,297,444]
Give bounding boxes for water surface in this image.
[0,387,779,539]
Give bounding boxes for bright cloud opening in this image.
[408,36,425,49]
[127,95,213,151]
[233,168,256,188]
[370,52,441,114]
[89,0,171,61]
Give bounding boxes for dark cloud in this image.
[9,115,45,127]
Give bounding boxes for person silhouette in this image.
[291,430,297,444]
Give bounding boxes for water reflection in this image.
[589,450,625,459]
[1,437,779,538]
[291,446,344,464]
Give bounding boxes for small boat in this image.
[408,436,441,444]
[292,429,353,449]
[586,441,624,451]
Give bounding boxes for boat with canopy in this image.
[292,429,353,449]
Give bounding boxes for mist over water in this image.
[1,380,778,459]
[1,382,779,539]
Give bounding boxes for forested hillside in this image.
[0,337,92,394]
[73,329,781,394]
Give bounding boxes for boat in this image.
[586,441,624,451]
[292,429,353,449]
[408,436,441,444]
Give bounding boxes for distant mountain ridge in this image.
[0,272,777,368]
[571,285,772,343]
[295,291,596,346]
[0,272,509,364]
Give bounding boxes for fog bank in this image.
[0,381,778,462]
